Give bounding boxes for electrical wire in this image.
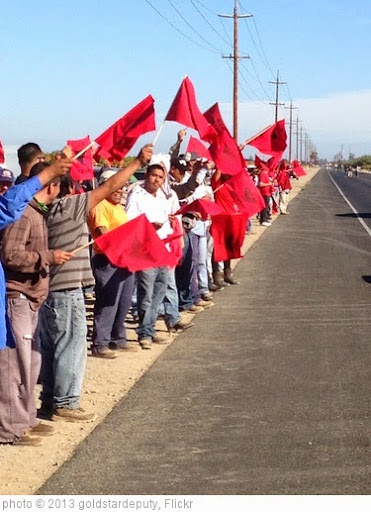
[166,0,223,54]
[142,0,219,54]
[188,0,232,47]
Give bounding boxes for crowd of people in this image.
[0,131,300,447]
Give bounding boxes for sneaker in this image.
[261,222,271,227]
[53,407,95,422]
[15,433,42,447]
[139,338,152,350]
[188,305,204,313]
[280,211,290,215]
[110,342,140,353]
[91,347,118,359]
[30,423,55,436]
[168,319,194,332]
[201,293,213,301]
[208,283,223,292]
[195,300,214,309]
[153,334,171,344]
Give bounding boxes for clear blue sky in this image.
[1,0,371,168]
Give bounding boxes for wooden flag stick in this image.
[71,239,95,255]
[152,121,165,146]
[72,141,96,161]
[240,124,273,150]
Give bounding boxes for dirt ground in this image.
[0,167,319,495]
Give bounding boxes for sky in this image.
[1,0,371,173]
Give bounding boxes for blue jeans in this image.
[189,232,201,303]
[137,266,169,341]
[160,267,180,329]
[176,232,194,311]
[92,254,135,350]
[39,289,87,409]
[198,235,209,295]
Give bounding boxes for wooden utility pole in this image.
[269,71,286,122]
[295,116,302,161]
[285,101,298,163]
[300,125,304,162]
[219,1,252,142]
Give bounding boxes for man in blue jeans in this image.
[126,163,177,349]
[38,145,153,421]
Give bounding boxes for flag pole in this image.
[152,121,165,146]
[72,141,96,161]
[71,239,95,255]
[239,124,273,150]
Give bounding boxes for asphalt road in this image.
[40,169,371,495]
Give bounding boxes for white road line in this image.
[327,170,371,238]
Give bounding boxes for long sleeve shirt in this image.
[0,177,43,349]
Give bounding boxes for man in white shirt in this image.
[126,164,175,349]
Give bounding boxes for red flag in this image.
[266,154,281,171]
[95,95,155,162]
[67,135,94,181]
[0,140,5,164]
[211,213,248,261]
[247,120,287,157]
[203,103,245,176]
[254,155,269,172]
[175,198,225,220]
[223,171,265,218]
[165,77,216,144]
[186,136,212,161]
[94,214,177,271]
[292,160,307,177]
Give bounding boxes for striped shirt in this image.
[46,193,94,292]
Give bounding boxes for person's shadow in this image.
[362,275,371,284]
[336,213,371,219]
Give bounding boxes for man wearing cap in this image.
[38,145,152,423]
[0,168,15,195]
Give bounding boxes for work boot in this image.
[224,268,240,285]
[213,271,227,287]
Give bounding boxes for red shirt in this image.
[259,170,271,197]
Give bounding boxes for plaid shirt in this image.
[1,199,55,311]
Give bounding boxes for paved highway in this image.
[40,169,371,495]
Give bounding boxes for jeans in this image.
[92,254,135,350]
[189,232,201,303]
[137,266,169,341]
[198,235,209,295]
[176,232,194,311]
[0,297,40,443]
[39,289,87,409]
[260,196,271,223]
[160,267,180,329]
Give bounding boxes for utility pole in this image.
[300,125,304,162]
[269,70,286,122]
[285,101,298,163]
[219,1,252,142]
[295,116,301,161]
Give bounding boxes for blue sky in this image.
[1,0,371,172]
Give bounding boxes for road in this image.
[40,168,371,495]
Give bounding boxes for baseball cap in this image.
[170,157,187,174]
[0,167,15,184]
[99,169,117,184]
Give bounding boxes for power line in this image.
[166,0,223,54]
[188,0,232,47]
[192,0,219,16]
[142,0,219,54]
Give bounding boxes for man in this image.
[258,166,273,227]
[38,145,153,421]
[0,167,15,195]
[15,143,45,184]
[126,163,176,349]
[0,159,73,446]
[87,172,136,359]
